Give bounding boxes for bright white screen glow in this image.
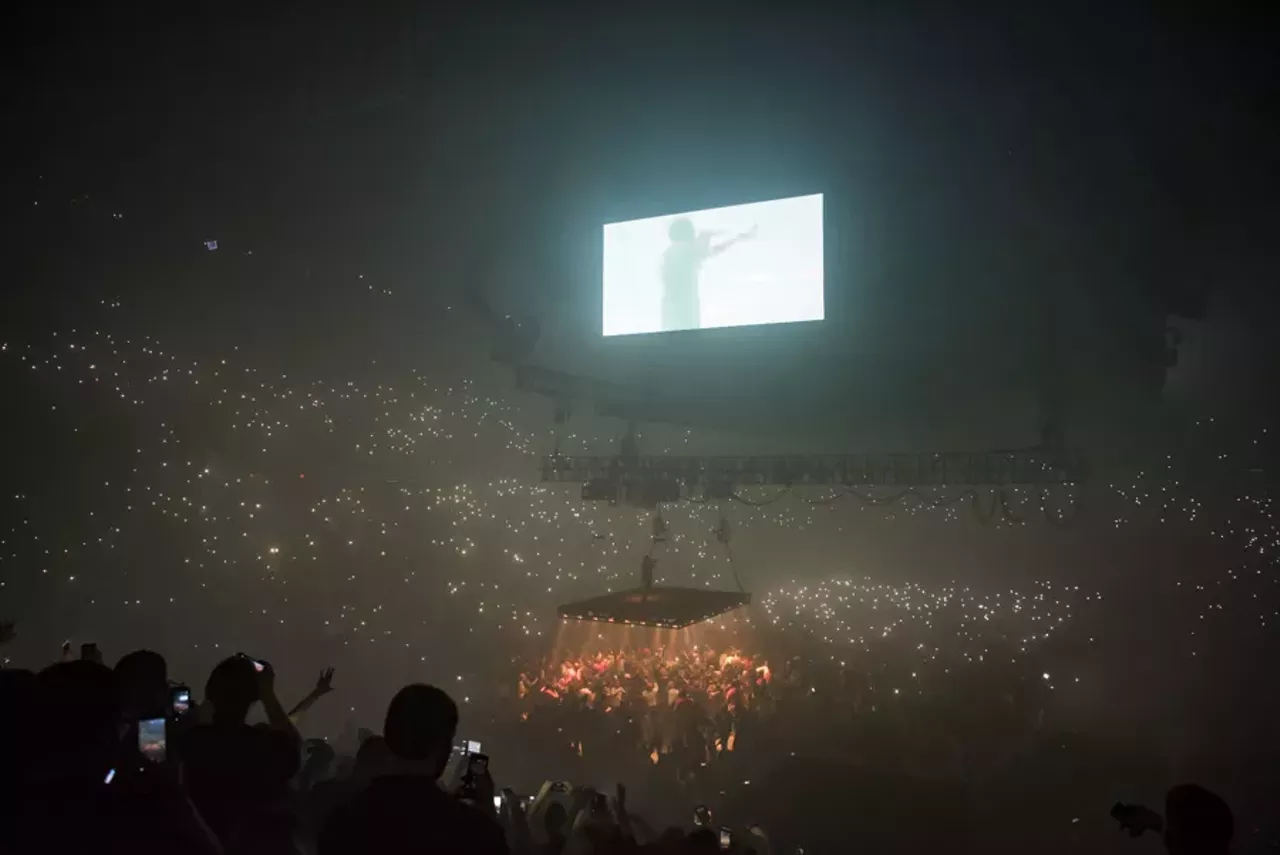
[602,193,823,336]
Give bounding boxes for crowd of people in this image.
[512,647,777,781]
[0,631,1244,855]
[507,641,1062,788]
[0,636,799,855]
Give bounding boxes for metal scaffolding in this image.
[541,449,1087,495]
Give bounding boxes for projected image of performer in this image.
[660,218,757,331]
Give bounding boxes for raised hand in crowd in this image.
[471,759,499,819]
[499,787,534,855]
[252,657,300,739]
[611,782,636,843]
[560,785,625,855]
[289,665,337,721]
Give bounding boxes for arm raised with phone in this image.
[253,659,302,749]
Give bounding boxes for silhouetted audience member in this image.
[113,648,168,721]
[655,827,688,853]
[298,737,338,792]
[1165,784,1233,855]
[352,733,392,783]
[111,649,178,782]
[0,668,38,804]
[33,660,120,786]
[304,734,391,830]
[181,655,302,853]
[319,683,508,855]
[10,660,220,855]
[681,827,721,855]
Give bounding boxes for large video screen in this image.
[602,193,824,336]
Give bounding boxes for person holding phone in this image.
[319,683,507,855]
[109,648,193,787]
[179,655,303,853]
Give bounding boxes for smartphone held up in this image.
[456,741,490,804]
[236,652,266,673]
[171,685,192,717]
[137,717,167,763]
[464,752,489,783]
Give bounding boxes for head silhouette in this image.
[37,660,119,782]
[1164,784,1233,855]
[113,649,167,719]
[205,655,259,724]
[682,828,720,855]
[383,683,458,777]
[668,218,695,243]
[658,827,686,853]
[353,733,391,783]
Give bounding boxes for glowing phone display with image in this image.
[138,717,166,763]
[171,686,192,716]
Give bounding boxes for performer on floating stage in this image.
[640,555,656,600]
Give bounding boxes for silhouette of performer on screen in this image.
[660,218,757,331]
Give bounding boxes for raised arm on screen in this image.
[704,224,758,258]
